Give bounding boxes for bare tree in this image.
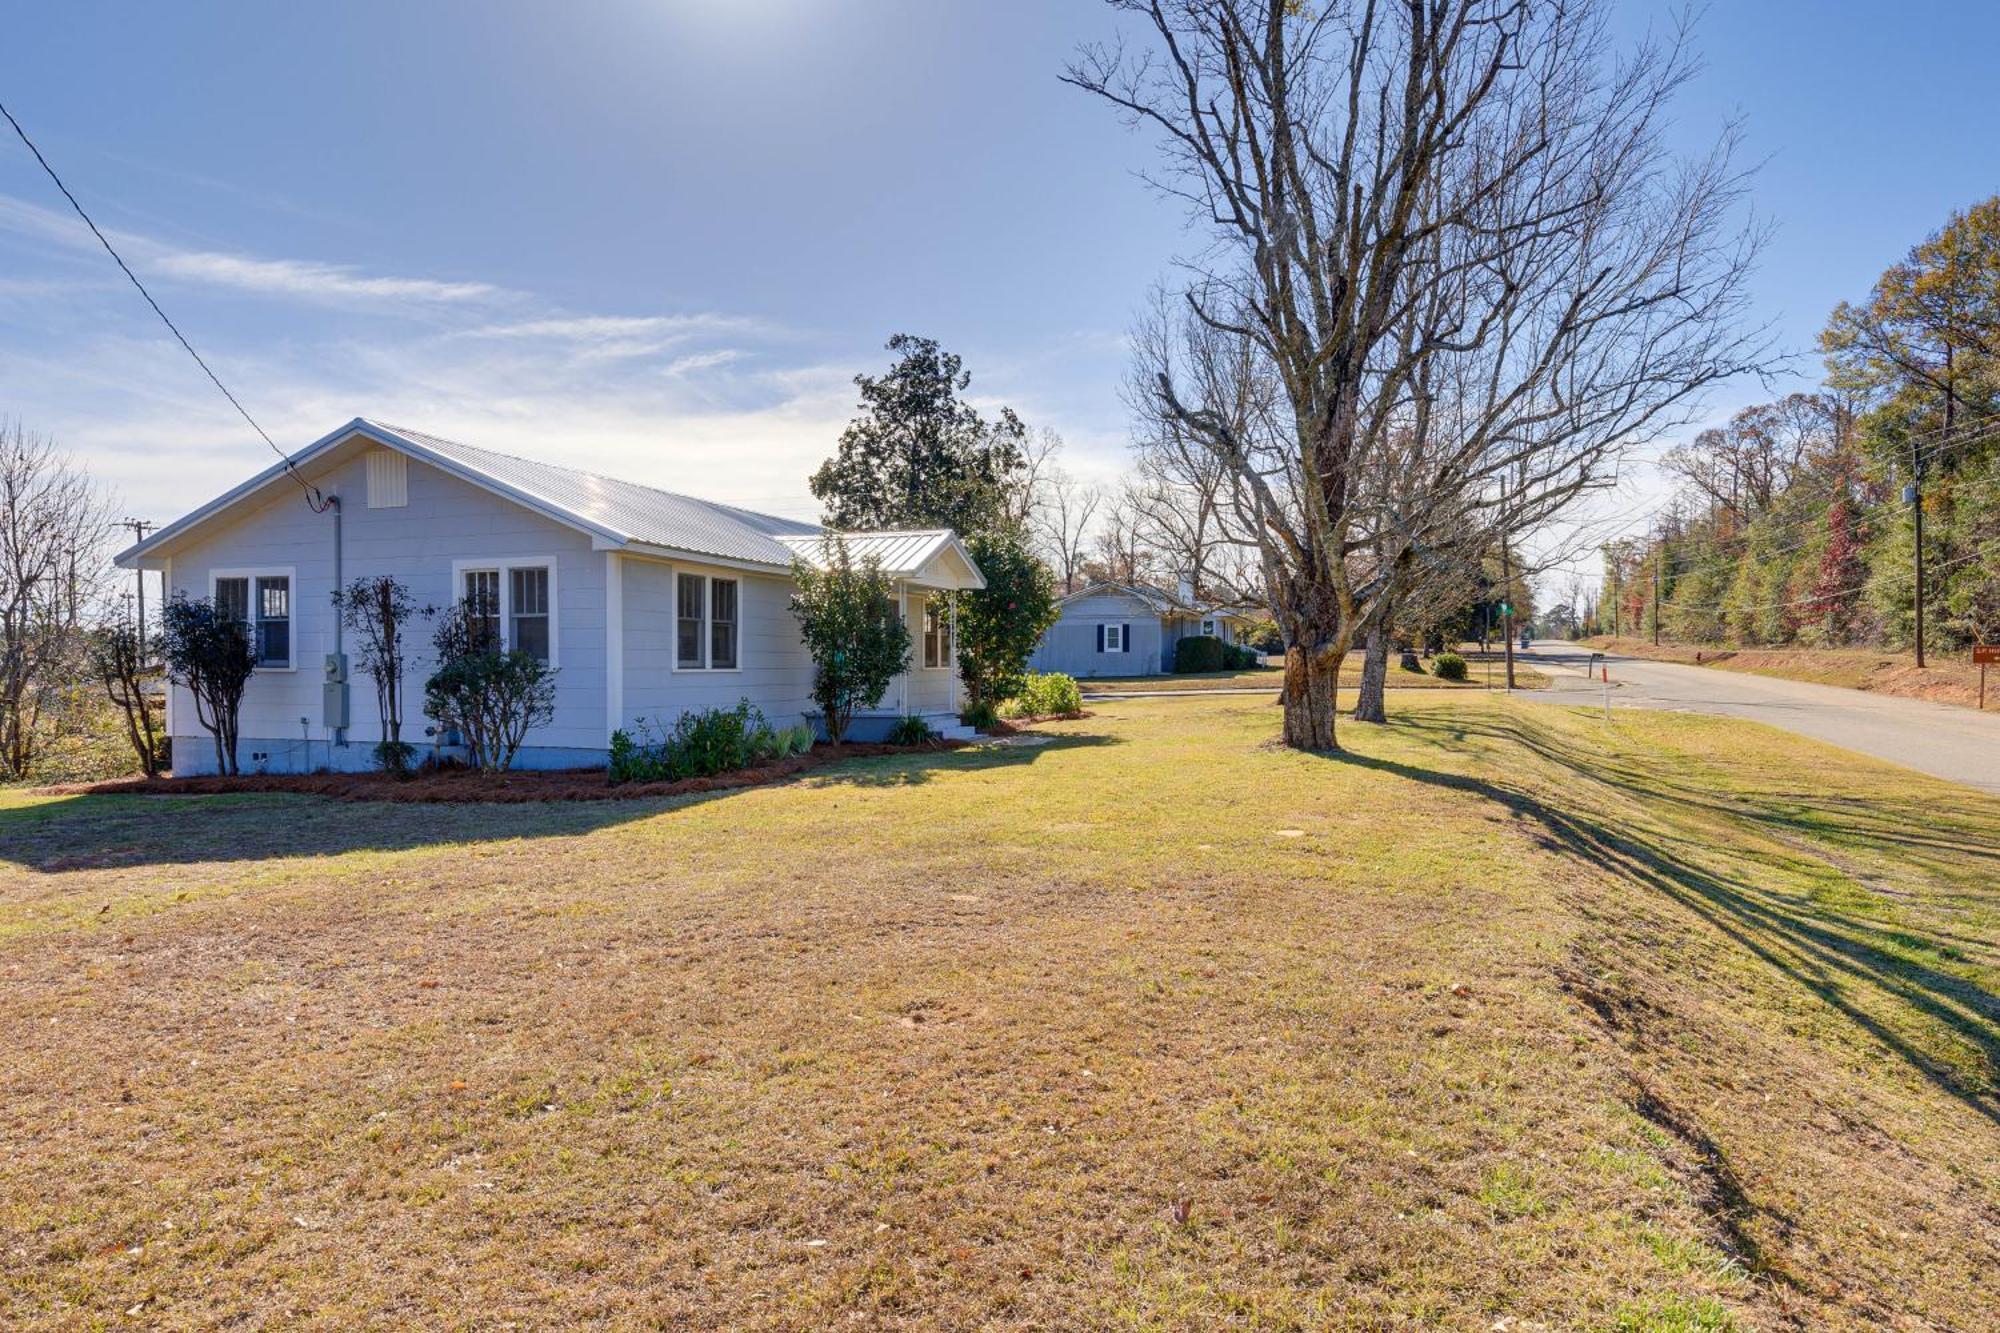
[1071,1,1768,749]
[1030,463,1104,593]
[0,421,111,778]
[1085,481,1159,586]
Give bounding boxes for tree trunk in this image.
[1353,623,1390,724]
[1281,644,1341,750]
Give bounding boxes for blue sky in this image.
[5,1,2000,550]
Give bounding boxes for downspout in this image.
[330,495,345,750]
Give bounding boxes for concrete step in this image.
[934,723,978,742]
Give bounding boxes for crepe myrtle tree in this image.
[332,574,418,773]
[789,538,911,744]
[89,618,165,777]
[159,593,256,775]
[1074,0,1770,749]
[423,589,557,773]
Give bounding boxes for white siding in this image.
[619,555,819,734]
[161,442,606,770]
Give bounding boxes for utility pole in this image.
[1652,545,1662,647]
[120,519,154,653]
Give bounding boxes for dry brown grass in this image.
[1584,636,1994,710]
[2,694,1995,1330]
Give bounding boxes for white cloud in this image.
[149,250,500,304]
[0,192,504,309]
[466,313,760,341]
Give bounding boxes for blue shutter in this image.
[1121,623,1130,653]
[1096,623,1105,653]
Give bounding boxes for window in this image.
[676,572,740,670]
[709,577,738,669]
[677,573,705,667]
[255,576,291,667]
[212,570,293,668]
[464,569,501,652]
[1201,618,1217,637]
[1101,623,1126,653]
[922,598,950,669]
[451,558,557,663]
[215,576,250,625]
[510,567,550,661]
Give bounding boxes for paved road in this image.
[1524,643,2000,795]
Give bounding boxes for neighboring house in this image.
[114,419,986,774]
[1027,582,1265,678]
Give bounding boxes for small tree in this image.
[1807,496,1867,645]
[423,593,557,772]
[789,539,910,744]
[158,594,255,775]
[89,620,165,777]
[333,575,417,772]
[955,527,1058,707]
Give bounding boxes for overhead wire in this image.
[0,97,331,512]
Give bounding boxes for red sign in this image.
[1976,645,2000,666]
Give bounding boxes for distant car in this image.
[1519,633,1532,649]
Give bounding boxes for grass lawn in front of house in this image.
[2,693,1994,1329]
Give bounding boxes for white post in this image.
[604,551,624,743]
[949,589,960,715]
[898,581,910,717]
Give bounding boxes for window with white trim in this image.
[510,566,550,662]
[463,569,502,652]
[454,560,554,662]
[922,598,950,669]
[213,571,293,668]
[675,572,740,669]
[1102,623,1126,653]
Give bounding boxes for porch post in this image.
[949,589,959,715]
[897,580,910,717]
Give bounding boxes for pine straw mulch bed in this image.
[42,738,971,804]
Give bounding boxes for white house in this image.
[114,419,987,774]
[1027,582,1265,678]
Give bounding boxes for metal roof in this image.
[364,421,823,567]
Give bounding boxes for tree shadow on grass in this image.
[1320,728,2000,1132]
[0,733,1116,873]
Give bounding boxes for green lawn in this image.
[2,694,1995,1329]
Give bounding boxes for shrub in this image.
[885,715,938,745]
[422,594,558,773]
[1004,671,1082,718]
[1174,635,1227,673]
[789,539,911,743]
[1222,641,1261,669]
[372,740,417,776]
[159,594,256,775]
[960,698,1001,732]
[609,699,770,784]
[956,527,1060,707]
[1432,651,1468,682]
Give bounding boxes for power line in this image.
[0,97,329,512]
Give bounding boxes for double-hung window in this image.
[453,559,555,662]
[213,570,293,669]
[510,567,550,661]
[463,569,502,652]
[1101,623,1126,653]
[922,599,950,669]
[675,572,740,670]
